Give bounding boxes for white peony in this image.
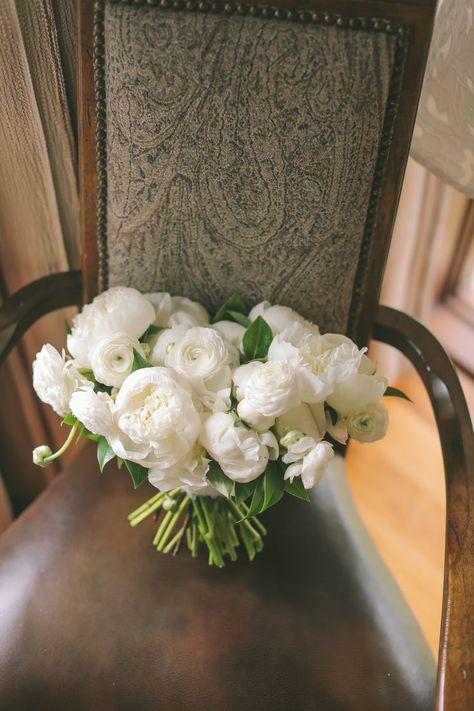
[236,399,275,433]
[148,445,216,495]
[326,373,387,415]
[249,302,319,336]
[33,344,92,416]
[91,332,144,387]
[145,292,209,328]
[71,367,201,468]
[345,403,388,443]
[67,287,155,368]
[149,325,189,366]
[233,360,300,419]
[200,412,269,483]
[282,436,334,489]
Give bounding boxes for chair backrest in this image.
[78,0,435,346]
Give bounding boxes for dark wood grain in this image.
[0,271,83,366]
[374,305,474,711]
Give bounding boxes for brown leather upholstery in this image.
[0,442,435,710]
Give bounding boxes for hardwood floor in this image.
[345,368,474,656]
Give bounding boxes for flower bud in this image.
[280,430,304,448]
[32,445,53,467]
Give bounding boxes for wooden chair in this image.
[0,0,473,708]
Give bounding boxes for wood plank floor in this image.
[345,368,474,656]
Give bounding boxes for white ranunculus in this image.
[91,332,144,387]
[283,437,334,489]
[70,388,115,436]
[346,403,388,443]
[67,287,155,368]
[145,292,209,328]
[165,328,237,410]
[233,360,300,418]
[111,367,201,468]
[200,412,269,483]
[275,402,326,442]
[149,325,189,366]
[236,399,275,433]
[326,373,387,415]
[148,446,216,495]
[212,320,245,352]
[33,345,92,416]
[249,302,319,336]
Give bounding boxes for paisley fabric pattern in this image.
[104,3,396,333]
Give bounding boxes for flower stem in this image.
[156,495,190,551]
[44,423,79,464]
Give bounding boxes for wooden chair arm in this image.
[374,305,474,711]
[0,271,83,366]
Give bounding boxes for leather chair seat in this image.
[0,442,435,710]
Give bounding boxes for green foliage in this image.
[384,386,413,403]
[97,436,115,472]
[260,460,285,513]
[244,476,265,519]
[140,324,162,342]
[125,460,149,488]
[131,349,152,372]
[284,475,311,502]
[242,316,273,360]
[234,480,257,504]
[206,460,233,499]
[212,292,248,324]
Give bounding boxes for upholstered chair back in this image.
[83,0,434,343]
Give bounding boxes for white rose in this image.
[275,402,326,442]
[326,373,387,415]
[111,367,201,468]
[346,403,388,443]
[33,345,92,416]
[233,360,300,418]
[212,320,245,352]
[67,287,155,367]
[148,446,216,495]
[145,292,209,328]
[249,302,319,336]
[165,326,232,391]
[91,332,144,387]
[200,412,269,483]
[283,437,334,489]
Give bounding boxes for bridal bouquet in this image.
[32,287,406,566]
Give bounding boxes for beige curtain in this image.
[0,0,78,525]
[375,157,470,379]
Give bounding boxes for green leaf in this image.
[212,293,248,324]
[234,480,257,504]
[242,316,273,360]
[125,460,149,489]
[131,349,152,372]
[260,460,285,513]
[244,476,265,519]
[65,320,72,335]
[97,436,115,472]
[140,324,162,342]
[227,310,251,328]
[206,460,233,499]
[78,368,95,383]
[384,386,413,403]
[285,475,311,502]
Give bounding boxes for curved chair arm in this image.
[374,305,474,711]
[0,271,83,366]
